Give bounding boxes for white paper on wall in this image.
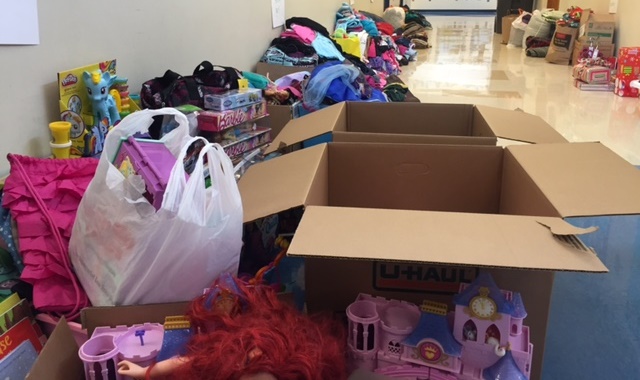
[0,0,40,45]
[272,0,285,28]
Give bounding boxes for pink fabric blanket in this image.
[2,155,97,318]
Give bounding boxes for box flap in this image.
[81,302,189,336]
[265,104,293,139]
[239,144,328,222]
[289,206,608,272]
[475,106,568,144]
[507,143,640,217]
[27,317,84,380]
[265,103,346,154]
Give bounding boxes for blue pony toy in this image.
[82,70,121,155]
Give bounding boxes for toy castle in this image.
[346,273,532,380]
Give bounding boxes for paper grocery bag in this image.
[546,25,578,65]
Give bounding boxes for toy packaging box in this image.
[615,47,640,97]
[223,127,272,160]
[204,88,262,111]
[574,79,614,91]
[198,100,268,132]
[57,59,117,157]
[572,64,611,84]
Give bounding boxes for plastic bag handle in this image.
[178,143,239,225]
[161,136,209,213]
[103,108,190,163]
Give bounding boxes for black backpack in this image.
[140,61,242,109]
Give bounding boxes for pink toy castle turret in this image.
[347,299,380,371]
[79,323,164,380]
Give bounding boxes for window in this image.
[485,324,501,344]
[463,320,477,341]
[512,323,518,335]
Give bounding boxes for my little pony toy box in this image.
[57,59,117,157]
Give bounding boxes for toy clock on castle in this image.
[468,287,499,320]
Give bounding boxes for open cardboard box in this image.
[238,141,640,380]
[31,142,640,380]
[27,302,190,379]
[264,102,568,155]
[29,295,295,379]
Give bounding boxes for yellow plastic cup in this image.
[49,121,72,145]
[50,141,72,159]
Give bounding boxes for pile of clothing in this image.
[260,17,346,67]
[302,61,387,111]
[257,4,427,107]
[400,20,430,49]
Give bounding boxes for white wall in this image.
[0,0,342,174]
[352,0,386,15]
[615,0,639,49]
[558,0,609,13]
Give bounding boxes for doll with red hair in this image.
[117,274,348,380]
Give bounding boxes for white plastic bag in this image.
[69,108,243,306]
[507,11,531,48]
[523,10,553,48]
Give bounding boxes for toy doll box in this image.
[203,88,263,111]
[112,137,176,210]
[263,102,568,155]
[238,141,640,379]
[198,100,268,132]
[57,59,117,157]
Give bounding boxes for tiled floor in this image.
[399,14,640,379]
[399,14,640,165]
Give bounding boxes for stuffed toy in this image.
[117,274,347,379]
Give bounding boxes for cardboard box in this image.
[238,141,640,379]
[579,11,615,44]
[255,62,314,138]
[29,296,295,379]
[571,38,616,65]
[265,102,567,155]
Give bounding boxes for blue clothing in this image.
[311,34,345,62]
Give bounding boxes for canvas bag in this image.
[140,61,242,109]
[69,108,243,306]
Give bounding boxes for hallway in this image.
[399,13,640,379]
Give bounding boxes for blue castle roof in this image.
[483,350,528,380]
[454,273,526,317]
[403,312,462,357]
[511,292,527,319]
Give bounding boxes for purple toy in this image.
[346,273,533,380]
[78,323,164,380]
[113,137,178,210]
